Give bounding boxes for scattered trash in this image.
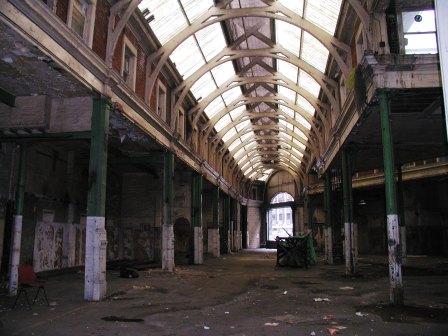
[49,301,58,307]
[355,312,368,317]
[32,313,39,316]
[203,326,210,330]
[339,286,354,290]
[314,297,331,302]
[283,291,288,295]
[323,314,334,320]
[327,326,346,335]
[310,332,316,336]
[264,322,279,326]
[225,311,230,314]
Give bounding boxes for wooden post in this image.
[379,91,404,305]
[85,98,109,301]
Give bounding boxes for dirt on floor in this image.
[1,250,448,336]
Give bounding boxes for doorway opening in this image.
[267,193,294,246]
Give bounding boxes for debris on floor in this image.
[339,286,354,290]
[355,312,368,317]
[314,297,331,302]
[264,322,279,326]
[327,326,347,335]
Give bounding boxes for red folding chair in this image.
[12,265,49,309]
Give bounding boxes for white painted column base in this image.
[8,215,23,296]
[400,225,407,264]
[387,214,404,304]
[84,216,107,301]
[344,222,356,275]
[324,226,333,264]
[193,227,203,264]
[162,225,175,272]
[207,228,220,257]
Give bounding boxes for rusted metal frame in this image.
[106,0,142,66]
[148,3,350,123]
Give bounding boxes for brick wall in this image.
[56,0,69,23]
[92,0,110,60]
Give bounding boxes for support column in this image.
[208,186,220,257]
[435,0,448,138]
[396,165,406,265]
[379,91,404,305]
[342,150,356,275]
[8,145,26,296]
[192,173,203,264]
[84,98,109,301]
[324,172,333,265]
[162,151,175,272]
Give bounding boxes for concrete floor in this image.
[1,250,448,336]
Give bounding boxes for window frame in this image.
[121,36,138,91]
[67,0,96,47]
[156,79,168,122]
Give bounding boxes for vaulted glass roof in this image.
[139,0,343,181]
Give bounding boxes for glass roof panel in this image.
[278,86,296,103]
[296,95,315,116]
[230,106,246,120]
[278,0,304,15]
[276,20,302,56]
[304,0,342,35]
[190,72,216,100]
[240,132,254,142]
[301,32,329,73]
[236,120,251,132]
[280,105,294,118]
[140,0,187,45]
[295,114,311,130]
[170,36,205,78]
[215,114,232,132]
[298,70,321,97]
[222,128,237,142]
[293,126,307,139]
[293,138,306,150]
[228,138,242,152]
[179,0,213,23]
[211,62,236,86]
[204,96,225,119]
[257,174,270,182]
[196,23,227,62]
[234,147,246,159]
[222,87,242,105]
[277,60,298,83]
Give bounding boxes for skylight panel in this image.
[204,96,225,119]
[244,166,254,176]
[228,138,242,152]
[304,0,342,35]
[295,114,311,130]
[236,120,251,132]
[298,70,320,97]
[293,138,306,150]
[278,86,296,103]
[211,62,236,86]
[240,132,254,142]
[215,114,232,132]
[277,60,298,83]
[292,147,304,158]
[196,23,227,61]
[222,127,237,142]
[170,36,205,78]
[230,106,246,120]
[140,0,188,45]
[276,20,302,56]
[257,174,269,182]
[280,105,294,118]
[293,126,307,139]
[180,0,213,23]
[222,87,242,105]
[190,72,216,100]
[296,95,315,115]
[234,147,246,159]
[301,32,329,73]
[278,0,304,16]
[238,154,248,166]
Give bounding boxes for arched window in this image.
[267,192,294,241]
[271,192,294,204]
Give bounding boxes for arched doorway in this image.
[266,192,294,248]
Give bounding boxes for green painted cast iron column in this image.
[192,173,203,264]
[162,151,175,271]
[8,145,27,296]
[379,91,404,306]
[342,149,356,275]
[85,97,109,301]
[324,172,333,264]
